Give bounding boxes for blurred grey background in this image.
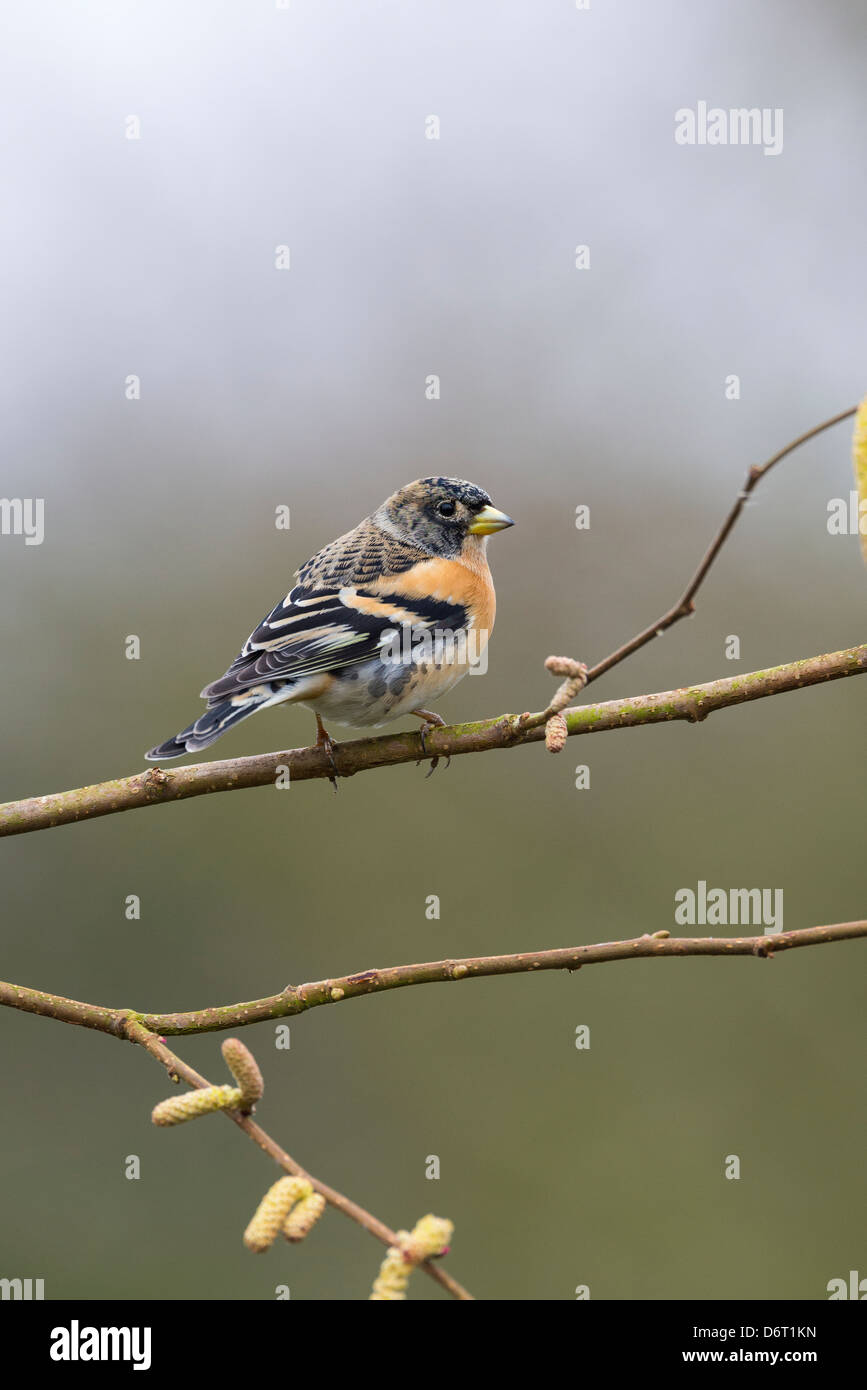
[0,0,864,1300]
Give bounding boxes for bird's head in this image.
[375,477,514,558]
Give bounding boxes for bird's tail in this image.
[145,693,272,761]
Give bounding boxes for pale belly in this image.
[301,652,474,729]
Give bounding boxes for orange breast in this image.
[370,552,496,635]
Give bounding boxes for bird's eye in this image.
[437,500,457,518]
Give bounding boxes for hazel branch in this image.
[2,922,864,1043]
[4,924,863,1297]
[0,644,863,837]
[126,1019,472,1300]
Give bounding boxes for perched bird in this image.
[145,477,514,763]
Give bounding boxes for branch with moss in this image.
[2,922,864,1041]
[0,644,862,837]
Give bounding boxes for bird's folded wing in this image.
[200,583,467,702]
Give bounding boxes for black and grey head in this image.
[375,477,514,558]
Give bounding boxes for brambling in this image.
[145,477,514,762]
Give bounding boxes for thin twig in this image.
[579,406,858,687]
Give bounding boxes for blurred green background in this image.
[0,0,864,1300]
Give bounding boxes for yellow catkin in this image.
[283,1191,326,1242]
[151,1084,242,1127]
[243,1176,311,1253]
[370,1245,411,1300]
[221,1038,264,1108]
[853,394,867,564]
[369,1215,454,1300]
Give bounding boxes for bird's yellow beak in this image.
[468,504,515,535]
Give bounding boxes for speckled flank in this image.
[301,652,471,729]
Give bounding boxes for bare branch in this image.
[3,921,864,1041]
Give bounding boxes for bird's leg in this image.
[314,712,340,793]
[410,708,450,777]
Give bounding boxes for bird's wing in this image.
[200,582,467,702]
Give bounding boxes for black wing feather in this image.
[200,584,467,704]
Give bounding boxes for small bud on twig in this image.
[545,712,568,752]
[538,654,588,727]
[545,655,586,679]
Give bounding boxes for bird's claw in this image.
[315,717,340,793]
[412,710,450,776]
